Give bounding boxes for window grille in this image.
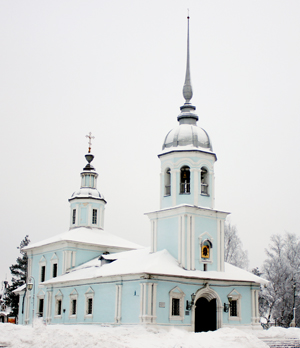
[172,298,180,316]
[72,209,76,224]
[92,209,97,224]
[230,300,237,317]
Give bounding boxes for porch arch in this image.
[192,285,223,332]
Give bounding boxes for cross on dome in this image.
[85,132,95,153]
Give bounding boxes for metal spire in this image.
[183,14,193,104]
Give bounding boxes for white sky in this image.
[0,0,300,283]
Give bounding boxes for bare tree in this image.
[260,233,300,327]
[224,222,249,270]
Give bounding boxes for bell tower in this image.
[69,133,107,230]
[146,17,229,272]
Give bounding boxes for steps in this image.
[261,338,300,348]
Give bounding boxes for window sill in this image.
[228,316,241,321]
[54,315,62,319]
[84,314,93,319]
[200,193,210,197]
[179,193,191,195]
[69,315,77,319]
[169,315,184,321]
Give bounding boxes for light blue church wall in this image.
[156,218,179,259]
[120,281,141,323]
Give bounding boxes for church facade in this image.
[15,18,266,332]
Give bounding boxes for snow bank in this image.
[0,320,269,348]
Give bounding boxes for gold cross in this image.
[85,132,95,153]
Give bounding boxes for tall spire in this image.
[183,14,193,104]
[178,14,198,123]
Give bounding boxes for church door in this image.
[195,297,217,332]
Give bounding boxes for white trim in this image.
[37,289,45,318]
[192,285,223,331]
[85,287,94,318]
[191,215,195,270]
[251,289,260,325]
[169,286,185,321]
[181,215,186,269]
[54,290,63,318]
[172,169,179,206]
[39,256,46,283]
[227,289,242,321]
[46,289,52,324]
[115,284,122,323]
[150,220,157,253]
[193,168,199,206]
[69,289,78,318]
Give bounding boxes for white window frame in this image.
[50,253,58,278]
[169,286,185,321]
[54,290,63,318]
[227,289,242,321]
[84,287,94,318]
[69,289,78,318]
[39,256,47,283]
[37,289,45,318]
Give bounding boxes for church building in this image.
[15,17,266,332]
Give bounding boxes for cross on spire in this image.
[85,132,95,153]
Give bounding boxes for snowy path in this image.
[1,322,300,348]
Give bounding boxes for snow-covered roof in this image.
[42,248,267,286]
[23,227,142,251]
[13,284,26,293]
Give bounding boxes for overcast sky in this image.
[1,0,300,284]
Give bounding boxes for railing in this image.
[180,182,190,194]
[165,185,171,196]
[201,183,208,195]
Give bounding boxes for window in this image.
[169,286,185,320]
[52,263,57,278]
[72,209,76,224]
[201,167,209,195]
[41,266,46,282]
[69,289,78,318]
[85,287,94,317]
[230,300,237,317]
[38,299,44,317]
[72,299,77,315]
[92,209,97,224]
[172,298,180,316]
[227,289,242,320]
[55,290,63,317]
[87,298,93,315]
[164,168,171,196]
[180,166,190,194]
[57,300,62,316]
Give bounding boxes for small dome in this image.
[70,188,106,201]
[162,124,213,151]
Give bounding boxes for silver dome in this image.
[162,124,213,151]
[70,188,106,202]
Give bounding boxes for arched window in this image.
[164,168,171,196]
[201,167,209,195]
[180,166,190,194]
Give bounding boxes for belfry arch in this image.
[192,285,223,332]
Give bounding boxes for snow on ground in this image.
[0,320,273,348]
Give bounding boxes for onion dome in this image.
[162,16,213,154]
